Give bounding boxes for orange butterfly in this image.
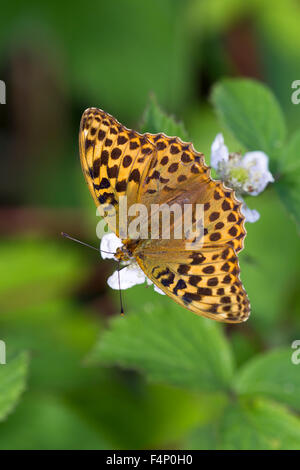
[79,107,250,323]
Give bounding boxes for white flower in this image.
[241,151,274,196]
[100,233,165,295]
[145,277,166,295]
[211,133,229,169]
[107,263,146,290]
[100,232,123,259]
[238,195,260,223]
[210,134,274,222]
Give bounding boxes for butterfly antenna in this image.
[118,261,125,316]
[61,232,114,255]
[61,232,125,315]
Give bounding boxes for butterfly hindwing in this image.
[135,244,250,323]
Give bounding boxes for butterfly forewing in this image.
[80,107,157,236]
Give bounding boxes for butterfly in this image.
[79,107,250,323]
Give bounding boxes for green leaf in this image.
[230,331,261,368]
[221,399,300,450]
[279,129,300,173]
[238,189,300,329]
[183,392,229,450]
[0,393,109,450]
[1,299,101,394]
[211,79,286,168]
[184,423,219,450]
[234,348,300,412]
[0,351,29,422]
[140,95,189,140]
[68,378,205,450]
[87,290,234,392]
[276,130,300,229]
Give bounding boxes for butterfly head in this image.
[114,238,141,262]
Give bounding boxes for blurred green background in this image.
[0,0,300,450]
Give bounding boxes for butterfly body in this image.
[79,107,250,323]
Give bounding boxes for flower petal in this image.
[241,204,260,223]
[242,151,270,172]
[145,277,166,295]
[107,265,146,290]
[241,151,274,196]
[100,233,123,260]
[241,201,260,223]
[235,194,260,223]
[211,133,229,169]
[146,277,153,286]
[153,284,166,295]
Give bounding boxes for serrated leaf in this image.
[0,351,29,422]
[211,79,286,170]
[221,399,300,450]
[233,348,300,412]
[140,95,188,140]
[184,423,219,450]
[276,130,300,229]
[183,392,229,450]
[87,293,234,392]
